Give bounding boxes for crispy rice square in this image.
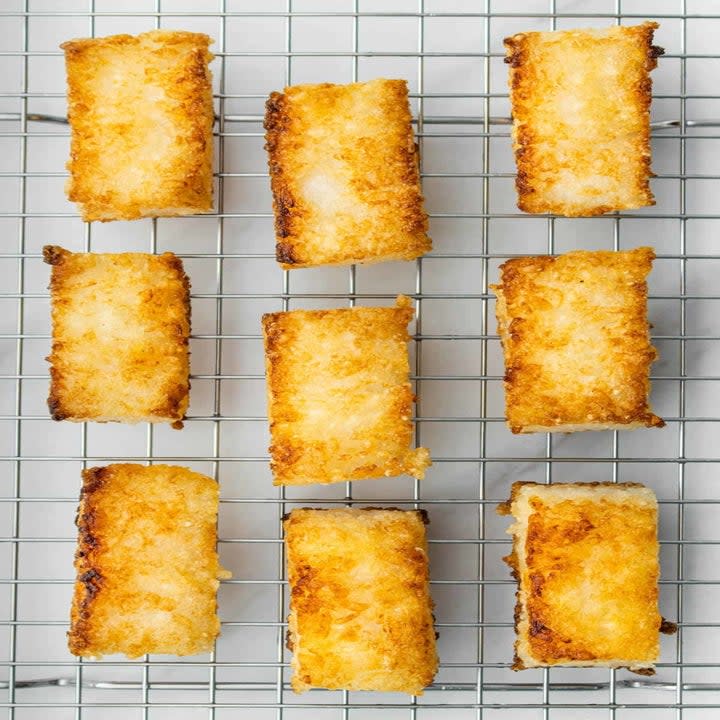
[498,481,676,673]
[68,463,230,658]
[62,30,214,221]
[44,245,190,427]
[284,507,438,694]
[504,22,663,216]
[492,247,664,433]
[264,78,431,268]
[262,295,431,485]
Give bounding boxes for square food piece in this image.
[68,464,230,658]
[498,482,675,673]
[264,78,431,268]
[505,22,662,216]
[44,245,190,427]
[492,247,664,433]
[284,508,438,693]
[62,30,214,221]
[262,295,431,485]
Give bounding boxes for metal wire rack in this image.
[1,0,719,717]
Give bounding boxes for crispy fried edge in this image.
[61,30,215,222]
[43,245,191,428]
[263,80,430,268]
[261,295,431,484]
[264,90,298,264]
[492,247,665,433]
[504,22,664,216]
[68,465,113,657]
[282,507,437,694]
[497,481,677,672]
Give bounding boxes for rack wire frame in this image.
[1,0,720,718]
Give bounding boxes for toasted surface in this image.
[62,30,214,221]
[284,508,438,694]
[68,464,230,658]
[45,245,190,426]
[262,295,431,485]
[505,22,662,216]
[492,247,663,433]
[498,481,672,672]
[264,78,431,268]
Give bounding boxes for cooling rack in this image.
[0,0,719,717]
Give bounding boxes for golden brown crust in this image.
[45,245,191,426]
[284,508,438,694]
[261,295,431,485]
[68,463,230,658]
[491,247,664,433]
[62,30,214,221]
[505,22,663,216]
[263,79,431,268]
[499,481,673,673]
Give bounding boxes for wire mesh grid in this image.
[0,0,719,717]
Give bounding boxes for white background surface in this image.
[0,0,719,717]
